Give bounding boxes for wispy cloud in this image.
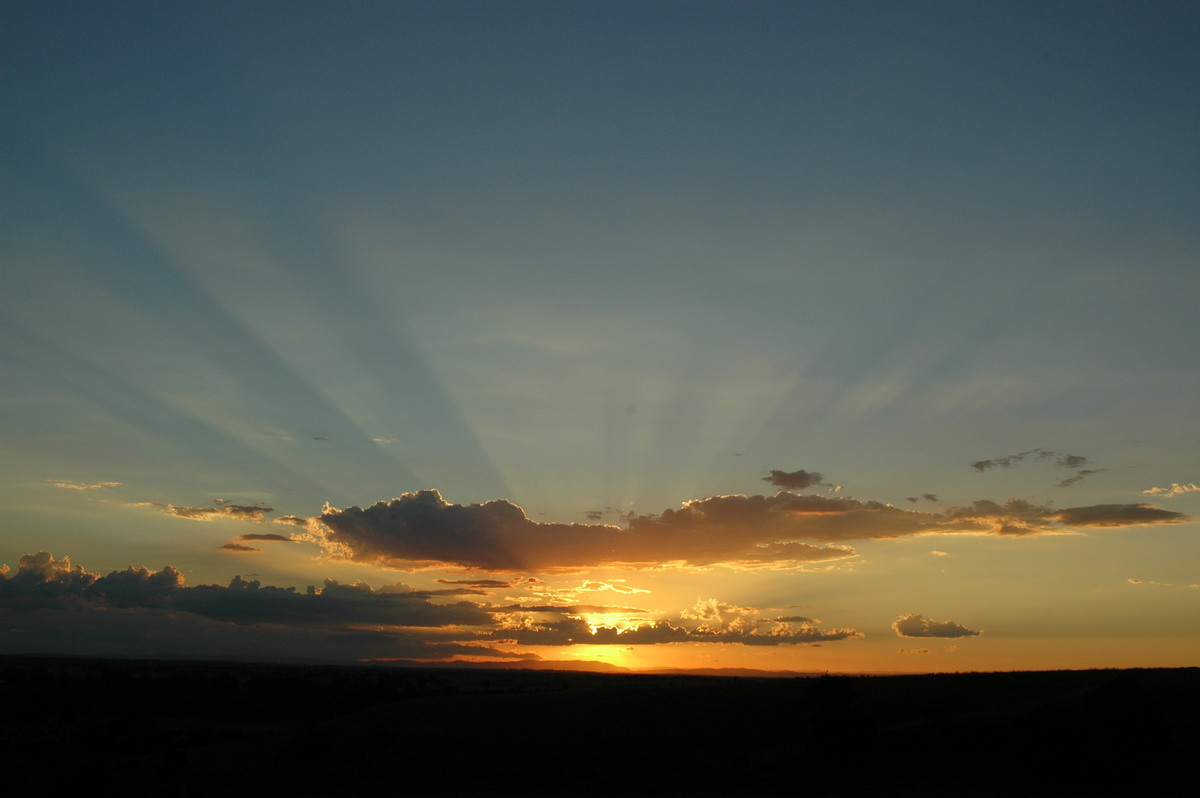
[970,449,1104,487]
[49,480,122,491]
[135,499,273,522]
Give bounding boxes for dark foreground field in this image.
[1,657,1195,797]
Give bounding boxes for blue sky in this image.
[2,1,1198,671]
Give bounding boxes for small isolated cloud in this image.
[763,469,826,490]
[1142,482,1200,497]
[931,550,949,557]
[220,543,261,553]
[892,613,981,638]
[49,480,123,491]
[238,533,296,543]
[136,499,273,523]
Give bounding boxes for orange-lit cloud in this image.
[0,553,863,661]
[892,613,981,638]
[1142,482,1200,497]
[313,488,1187,572]
[136,499,273,522]
[49,480,123,491]
[219,542,261,553]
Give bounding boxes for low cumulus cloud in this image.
[0,553,864,661]
[491,597,861,648]
[1143,482,1200,497]
[136,498,273,522]
[892,613,981,638]
[311,487,1187,572]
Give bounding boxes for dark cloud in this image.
[1054,503,1186,527]
[219,543,261,552]
[946,499,1187,535]
[314,489,1188,572]
[0,553,863,661]
[136,499,273,522]
[436,578,513,589]
[239,533,296,542]
[971,448,1090,472]
[317,490,872,571]
[763,469,826,489]
[971,450,1102,487]
[892,613,981,638]
[0,552,490,629]
[1056,469,1105,488]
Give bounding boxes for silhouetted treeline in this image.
[1,656,1195,796]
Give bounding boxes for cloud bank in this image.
[312,488,1187,572]
[0,553,865,663]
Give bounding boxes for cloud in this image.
[0,552,491,629]
[763,469,827,490]
[238,533,296,542]
[490,612,861,648]
[0,553,864,660]
[313,489,1188,572]
[971,450,1101,486]
[1142,482,1200,497]
[946,499,1187,535]
[436,578,514,589]
[136,499,273,522]
[219,543,261,552]
[49,480,122,491]
[1053,503,1186,527]
[892,613,981,638]
[1056,469,1105,488]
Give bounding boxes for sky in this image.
[2,0,1198,674]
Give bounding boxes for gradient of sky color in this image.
[2,1,1198,673]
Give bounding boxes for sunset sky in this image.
[2,1,1198,674]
